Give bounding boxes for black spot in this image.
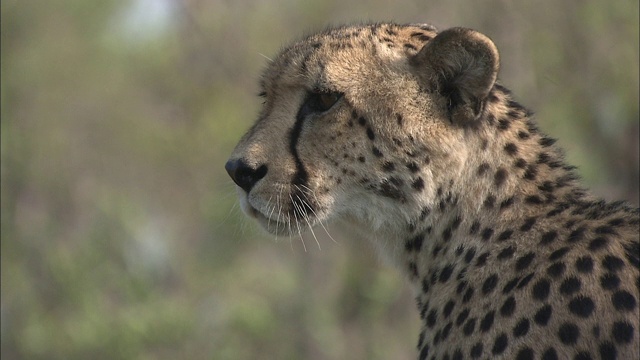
[514,158,527,168]
[497,246,515,260]
[540,231,558,245]
[624,240,640,267]
[602,255,625,272]
[599,342,617,360]
[482,275,498,294]
[516,272,535,289]
[366,127,375,140]
[441,322,453,340]
[575,256,593,273]
[574,351,592,360]
[422,277,429,294]
[456,280,467,294]
[504,142,518,155]
[517,130,530,139]
[358,116,367,126]
[450,215,462,230]
[513,318,530,337]
[476,252,489,267]
[479,310,495,332]
[520,217,537,232]
[408,262,418,278]
[494,168,508,187]
[426,309,437,328]
[433,329,442,345]
[567,226,587,243]
[470,342,483,358]
[412,177,424,191]
[406,162,420,173]
[539,179,557,193]
[464,248,476,264]
[612,290,637,312]
[514,348,534,360]
[463,317,476,336]
[611,321,634,344]
[534,304,552,326]
[499,196,515,210]
[559,277,581,295]
[549,247,570,261]
[442,228,452,242]
[419,207,431,221]
[462,287,474,303]
[547,204,569,217]
[588,237,608,251]
[456,309,470,326]
[595,225,616,235]
[419,344,429,360]
[503,277,520,293]
[500,296,516,317]
[405,234,424,252]
[491,333,508,355]
[568,295,595,318]
[497,229,513,242]
[523,165,538,180]
[403,43,417,50]
[452,349,463,360]
[382,161,395,172]
[439,265,454,283]
[469,221,480,235]
[477,163,490,176]
[558,322,580,345]
[539,136,557,147]
[357,156,366,163]
[515,252,536,271]
[372,146,383,157]
[497,118,510,130]
[481,228,494,241]
[484,195,495,208]
[537,152,551,164]
[547,262,566,278]
[600,273,620,290]
[532,278,551,301]
[541,348,558,360]
[525,195,543,205]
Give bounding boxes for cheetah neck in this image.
[364,89,589,286]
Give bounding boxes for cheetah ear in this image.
[411,27,499,125]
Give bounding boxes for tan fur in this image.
[226,23,639,359]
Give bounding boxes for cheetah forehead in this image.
[259,23,439,93]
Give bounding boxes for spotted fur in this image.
[225,23,639,359]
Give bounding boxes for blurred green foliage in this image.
[1,0,637,359]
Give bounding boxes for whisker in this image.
[296,193,321,250]
[289,193,306,252]
[296,184,338,244]
[265,194,274,233]
[258,52,273,62]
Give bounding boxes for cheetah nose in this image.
[225,159,268,193]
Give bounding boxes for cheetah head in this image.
[225,24,499,237]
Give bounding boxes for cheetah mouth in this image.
[238,190,324,236]
[240,197,311,236]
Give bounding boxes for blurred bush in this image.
[1,0,637,359]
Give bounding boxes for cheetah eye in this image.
[303,91,343,114]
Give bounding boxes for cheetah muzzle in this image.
[225,23,640,359]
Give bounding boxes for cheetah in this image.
[224,23,639,359]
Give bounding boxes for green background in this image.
[2,0,638,359]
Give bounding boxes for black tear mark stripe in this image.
[288,95,314,215]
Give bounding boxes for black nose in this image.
[225,159,268,193]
